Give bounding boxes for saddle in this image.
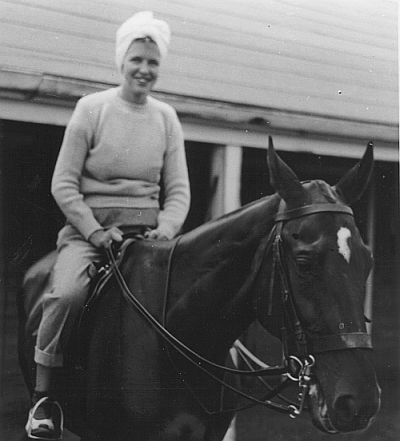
[86,236,139,307]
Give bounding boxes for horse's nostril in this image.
[335,395,358,422]
[334,395,374,429]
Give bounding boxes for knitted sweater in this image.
[51,87,190,240]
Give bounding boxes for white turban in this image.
[116,11,171,73]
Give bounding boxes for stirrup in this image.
[25,396,64,440]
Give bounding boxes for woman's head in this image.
[116,11,170,73]
[120,38,161,104]
[116,11,170,104]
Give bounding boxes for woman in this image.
[25,11,190,440]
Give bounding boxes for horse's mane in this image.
[181,192,280,245]
[182,178,341,245]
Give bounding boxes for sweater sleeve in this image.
[157,108,191,238]
[51,99,103,240]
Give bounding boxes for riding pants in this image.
[34,208,158,368]
[34,225,102,368]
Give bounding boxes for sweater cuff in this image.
[156,223,176,240]
[88,228,105,243]
[80,220,104,241]
[157,211,185,239]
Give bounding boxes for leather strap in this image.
[275,204,353,222]
[309,332,372,353]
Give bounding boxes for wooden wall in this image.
[0,0,398,130]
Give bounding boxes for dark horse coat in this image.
[19,139,380,441]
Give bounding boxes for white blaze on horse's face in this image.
[337,227,351,263]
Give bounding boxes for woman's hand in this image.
[145,228,170,241]
[89,227,124,249]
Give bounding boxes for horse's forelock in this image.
[303,180,338,204]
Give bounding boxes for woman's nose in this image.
[138,62,149,73]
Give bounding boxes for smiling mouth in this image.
[135,77,151,86]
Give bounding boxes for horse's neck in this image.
[167,194,280,356]
[181,193,280,256]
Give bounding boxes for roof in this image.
[0,0,398,149]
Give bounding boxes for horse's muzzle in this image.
[308,377,381,433]
[330,386,381,432]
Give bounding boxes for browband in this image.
[275,204,353,222]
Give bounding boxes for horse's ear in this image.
[267,136,306,206]
[334,142,374,205]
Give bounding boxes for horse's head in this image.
[259,138,380,433]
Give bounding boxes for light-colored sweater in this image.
[51,87,190,240]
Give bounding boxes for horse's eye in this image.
[295,255,313,272]
[292,233,300,240]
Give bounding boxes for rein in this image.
[105,242,295,416]
[104,202,372,418]
[105,241,306,416]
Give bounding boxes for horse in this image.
[18,138,380,441]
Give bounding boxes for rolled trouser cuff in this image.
[34,346,63,368]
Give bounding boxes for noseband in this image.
[272,202,372,358]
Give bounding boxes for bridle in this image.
[104,201,372,418]
[267,202,373,416]
[272,203,372,357]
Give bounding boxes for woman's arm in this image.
[51,99,104,241]
[152,108,191,240]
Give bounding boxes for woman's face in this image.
[121,39,161,104]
